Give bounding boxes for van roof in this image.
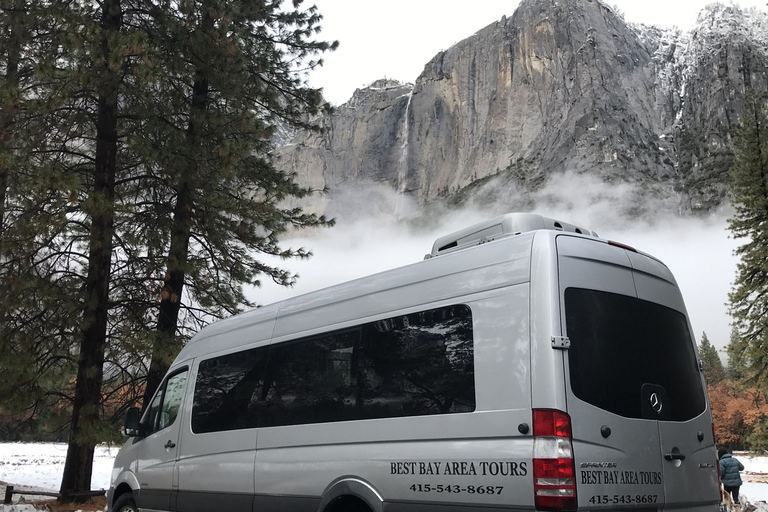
[428,212,597,258]
[175,214,611,361]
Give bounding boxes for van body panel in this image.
[256,288,533,509]
[255,425,533,508]
[173,490,254,512]
[173,310,278,365]
[471,286,530,412]
[557,236,666,509]
[107,215,717,512]
[134,435,177,511]
[175,447,257,495]
[556,235,717,511]
[175,363,258,503]
[555,236,635,294]
[658,419,719,507]
[528,232,567,412]
[271,234,533,341]
[130,365,190,512]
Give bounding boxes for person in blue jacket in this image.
[719,448,745,505]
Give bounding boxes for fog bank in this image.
[251,172,738,358]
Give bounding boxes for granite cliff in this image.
[274,0,768,217]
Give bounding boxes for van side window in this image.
[192,344,270,433]
[143,369,188,436]
[191,304,475,434]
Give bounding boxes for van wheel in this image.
[327,495,372,512]
[112,493,138,512]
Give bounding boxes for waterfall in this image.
[394,88,414,219]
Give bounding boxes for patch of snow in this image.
[0,443,116,492]
[0,443,768,510]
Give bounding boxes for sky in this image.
[307,0,768,106]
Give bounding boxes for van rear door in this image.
[556,236,718,511]
[627,250,720,509]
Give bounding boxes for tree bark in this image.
[142,42,210,408]
[60,0,121,500]
[0,1,22,234]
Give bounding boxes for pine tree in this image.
[0,0,82,441]
[745,418,768,452]
[0,0,336,495]
[133,0,337,407]
[53,0,136,497]
[728,90,768,390]
[699,332,725,386]
[727,324,750,380]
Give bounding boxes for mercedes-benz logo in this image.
[650,392,663,414]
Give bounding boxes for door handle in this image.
[664,452,685,461]
[164,440,176,450]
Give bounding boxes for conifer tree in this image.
[0,0,81,441]
[727,324,750,380]
[54,0,135,497]
[0,0,336,496]
[699,332,725,386]
[134,0,337,407]
[728,90,768,389]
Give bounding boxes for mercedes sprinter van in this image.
[107,212,720,512]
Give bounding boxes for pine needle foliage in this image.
[0,0,82,442]
[127,0,338,406]
[699,332,725,386]
[0,0,337,498]
[728,90,768,390]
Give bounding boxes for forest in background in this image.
[701,332,768,452]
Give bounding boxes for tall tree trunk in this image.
[0,0,22,234]
[142,181,193,408]
[60,0,121,500]
[142,56,210,408]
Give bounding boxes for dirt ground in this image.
[21,497,106,512]
[745,472,768,484]
[0,482,106,511]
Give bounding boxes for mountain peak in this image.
[275,0,768,217]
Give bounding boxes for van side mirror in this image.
[124,407,142,437]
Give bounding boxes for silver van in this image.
[107,213,720,512]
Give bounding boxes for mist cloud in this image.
[252,172,737,360]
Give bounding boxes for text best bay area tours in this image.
[390,461,528,477]
[581,470,663,486]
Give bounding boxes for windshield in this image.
[565,288,706,421]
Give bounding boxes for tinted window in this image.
[143,369,188,435]
[191,304,475,433]
[191,345,269,433]
[358,306,475,418]
[565,288,705,421]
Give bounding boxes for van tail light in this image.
[533,409,577,511]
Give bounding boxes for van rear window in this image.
[565,288,705,421]
[191,304,475,433]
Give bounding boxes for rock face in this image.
[274,0,768,215]
[672,4,768,211]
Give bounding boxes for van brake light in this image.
[533,409,577,511]
[608,240,637,252]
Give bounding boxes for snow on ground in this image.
[1,443,768,510]
[0,443,116,492]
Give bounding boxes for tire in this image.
[328,496,372,512]
[112,492,138,512]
